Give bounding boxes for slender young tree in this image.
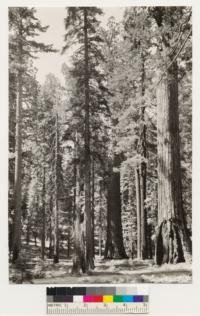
[53,113,59,263]
[41,166,46,260]
[42,74,64,263]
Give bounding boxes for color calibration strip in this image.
[46,287,149,314]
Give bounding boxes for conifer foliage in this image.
[9,6,192,282]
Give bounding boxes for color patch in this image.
[83,295,93,302]
[123,295,133,302]
[46,287,149,305]
[73,295,83,303]
[134,295,144,302]
[113,295,123,302]
[72,287,86,295]
[103,295,113,303]
[53,295,73,302]
[92,295,103,302]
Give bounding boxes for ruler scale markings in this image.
[47,302,149,314]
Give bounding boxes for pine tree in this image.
[9,7,55,262]
[42,74,65,262]
[123,7,155,259]
[63,7,105,272]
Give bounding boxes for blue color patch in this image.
[134,295,143,302]
[122,295,133,302]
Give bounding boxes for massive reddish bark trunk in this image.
[156,61,192,265]
[104,163,128,259]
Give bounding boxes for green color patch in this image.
[113,295,123,302]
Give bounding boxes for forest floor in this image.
[9,242,192,284]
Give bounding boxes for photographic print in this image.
[8,6,192,284]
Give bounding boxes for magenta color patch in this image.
[83,295,93,302]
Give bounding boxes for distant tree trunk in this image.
[12,34,23,263]
[67,234,71,258]
[33,233,37,246]
[72,132,86,274]
[139,52,148,260]
[41,167,46,260]
[26,216,30,245]
[156,61,192,265]
[91,157,95,258]
[83,8,94,271]
[49,219,53,259]
[128,169,137,259]
[53,113,59,263]
[147,220,153,259]
[48,196,53,259]
[104,161,128,259]
[98,179,103,258]
[135,167,141,259]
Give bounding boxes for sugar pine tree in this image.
[42,74,65,263]
[63,7,109,272]
[122,7,156,260]
[9,7,55,262]
[97,18,128,259]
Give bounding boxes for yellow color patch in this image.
[103,295,113,303]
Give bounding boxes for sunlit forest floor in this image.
[9,241,192,284]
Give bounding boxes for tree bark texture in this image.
[91,157,95,258]
[83,8,94,271]
[98,179,103,257]
[53,113,59,263]
[72,132,86,274]
[139,52,148,259]
[12,57,23,263]
[41,167,46,260]
[135,167,141,259]
[104,164,128,259]
[156,61,192,265]
[72,159,86,274]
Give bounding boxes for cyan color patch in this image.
[122,295,134,302]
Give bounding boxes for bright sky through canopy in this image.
[34,7,125,84]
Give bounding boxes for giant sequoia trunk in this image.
[156,62,192,265]
[12,66,23,263]
[104,162,128,259]
[83,8,94,271]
